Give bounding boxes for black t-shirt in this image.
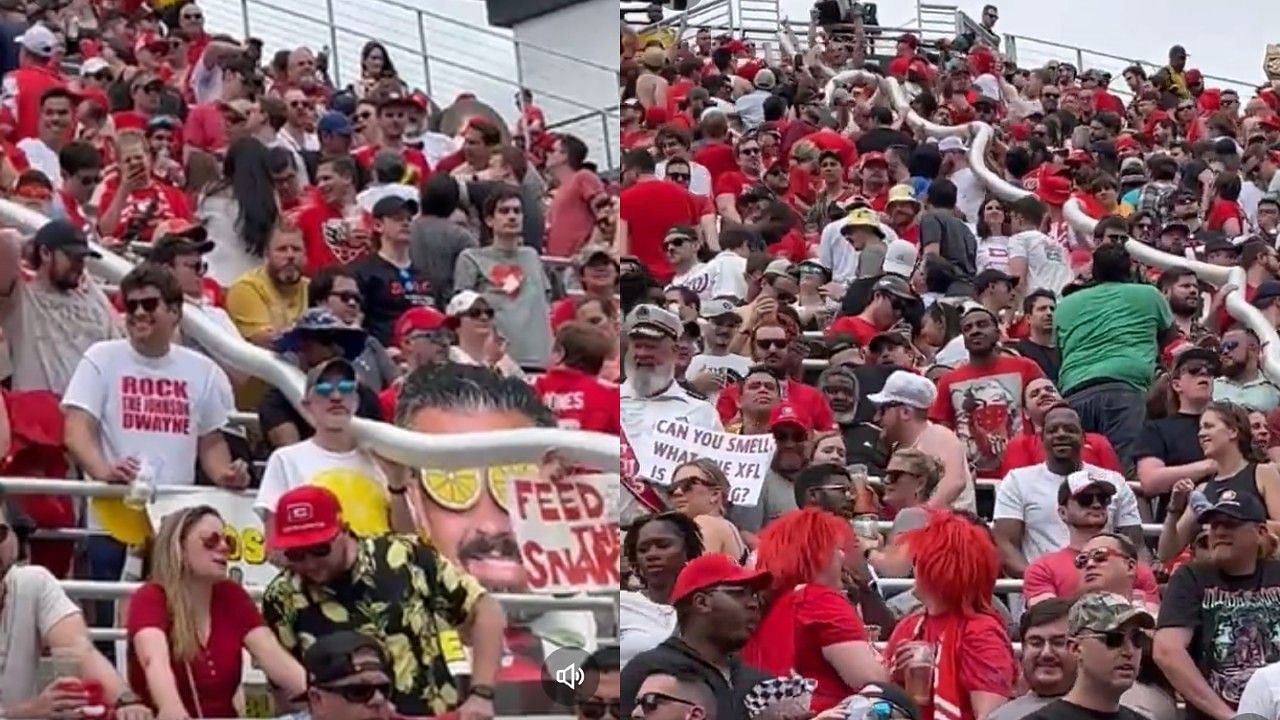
[1013,339,1061,385]
[1134,412,1203,519]
[257,384,384,446]
[1156,559,1280,720]
[347,253,435,347]
[855,127,916,154]
[1023,699,1146,720]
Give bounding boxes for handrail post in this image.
[416,11,433,97]
[1075,47,1084,74]
[1004,34,1017,66]
[601,112,613,170]
[324,0,341,86]
[239,0,251,40]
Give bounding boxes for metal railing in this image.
[1002,32,1258,98]
[204,0,619,169]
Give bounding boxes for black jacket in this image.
[620,636,769,720]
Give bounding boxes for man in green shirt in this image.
[1055,243,1177,471]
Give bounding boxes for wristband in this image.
[469,684,496,700]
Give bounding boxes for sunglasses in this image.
[635,692,697,716]
[1073,491,1111,508]
[1073,547,1127,569]
[775,292,797,305]
[663,238,688,251]
[284,542,333,563]
[774,430,807,443]
[1181,364,1215,378]
[91,71,114,82]
[1079,627,1146,649]
[182,11,203,20]
[319,682,390,704]
[671,475,715,493]
[578,699,622,719]
[333,290,362,306]
[125,297,164,314]
[667,172,690,182]
[1103,232,1128,243]
[201,531,229,551]
[464,308,495,320]
[755,338,788,350]
[313,379,357,397]
[289,100,311,109]
[738,146,761,156]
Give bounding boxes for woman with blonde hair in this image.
[126,506,305,719]
[669,458,749,562]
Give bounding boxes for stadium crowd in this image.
[0,0,622,718]
[619,4,1280,720]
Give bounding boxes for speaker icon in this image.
[555,663,585,690]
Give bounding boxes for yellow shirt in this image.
[225,266,308,408]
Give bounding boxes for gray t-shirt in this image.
[409,216,479,307]
[727,471,798,534]
[453,243,553,366]
[0,565,82,706]
[0,277,121,394]
[987,693,1056,720]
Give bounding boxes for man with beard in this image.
[1157,267,1205,343]
[932,304,1044,479]
[715,314,834,430]
[993,404,1143,577]
[227,223,309,349]
[1213,327,1280,411]
[989,600,1077,720]
[869,370,975,511]
[392,364,599,711]
[620,554,771,720]
[0,220,121,394]
[820,365,888,474]
[622,303,720,438]
[1155,493,1280,720]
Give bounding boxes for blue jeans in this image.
[85,534,126,661]
[1065,381,1147,474]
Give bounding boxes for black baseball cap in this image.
[371,195,419,219]
[1253,280,1280,307]
[1197,492,1267,525]
[34,219,100,259]
[1173,346,1220,374]
[294,631,391,700]
[873,274,916,301]
[974,268,1018,292]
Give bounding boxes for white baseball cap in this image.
[80,57,110,76]
[867,370,937,410]
[16,25,57,58]
[882,239,919,277]
[937,136,968,154]
[445,290,484,317]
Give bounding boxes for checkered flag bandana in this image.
[743,674,817,719]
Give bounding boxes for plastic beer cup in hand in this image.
[900,641,935,706]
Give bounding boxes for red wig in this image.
[754,508,854,593]
[900,509,1000,616]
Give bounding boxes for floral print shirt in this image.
[262,535,487,715]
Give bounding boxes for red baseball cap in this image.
[272,486,343,550]
[1036,173,1072,207]
[859,151,888,168]
[669,553,771,605]
[1114,135,1141,153]
[769,402,812,434]
[393,307,447,346]
[1185,69,1203,84]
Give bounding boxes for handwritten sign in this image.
[507,473,619,593]
[643,419,775,506]
[147,490,275,589]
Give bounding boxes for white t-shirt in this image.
[0,565,82,706]
[254,439,391,535]
[61,340,233,511]
[976,236,1011,273]
[669,262,709,296]
[619,590,677,668]
[951,167,984,223]
[679,251,748,302]
[1239,661,1280,719]
[685,352,752,406]
[993,463,1143,563]
[1008,229,1073,296]
[656,159,712,197]
[15,138,62,189]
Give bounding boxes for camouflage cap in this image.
[1067,592,1154,635]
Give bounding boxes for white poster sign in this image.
[506,473,620,594]
[147,490,276,589]
[642,419,775,505]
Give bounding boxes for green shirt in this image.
[1055,282,1173,394]
[262,535,486,716]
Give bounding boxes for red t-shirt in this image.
[352,143,432,186]
[712,170,755,205]
[744,584,868,712]
[126,581,263,719]
[825,314,882,345]
[379,379,401,422]
[717,377,835,431]
[533,366,621,434]
[546,168,607,258]
[618,179,698,283]
[767,229,810,263]
[295,201,371,276]
[1216,282,1258,332]
[930,356,1044,478]
[1000,431,1122,476]
[95,176,193,243]
[4,64,65,141]
[1022,547,1160,603]
[183,103,227,153]
[883,612,1016,720]
[1205,198,1245,233]
[693,141,737,183]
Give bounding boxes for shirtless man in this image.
[635,46,670,110]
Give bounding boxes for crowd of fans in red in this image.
[618,5,1280,720]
